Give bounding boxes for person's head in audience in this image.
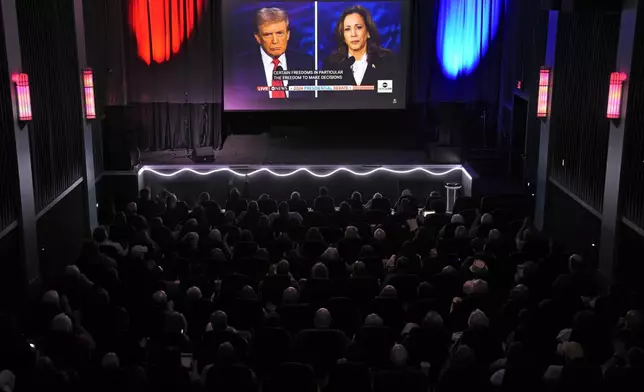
[42,290,60,308]
[210,310,228,332]
[248,201,259,213]
[352,261,366,277]
[258,193,270,201]
[418,282,434,300]
[345,226,360,239]
[217,342,237,365]
[311,262,329,279]
[442,265,457,275]
[278,201,290,217]
[209,229,222,243]
[139,188,151,202]
[401,189,412,198]
[240,229,254,242]
[451,214,464,225]
[102,352,120,370]
[468,309,489,330]
[276,259,290,275]
[381,285,397,299]
[321,247,340,262]
[282,287,299,304]
[430,191,440,198]
[625,310,644,331]
[240,285,257,299]
[126,202,137,215]
[390,344,408,367]
[481,213,493,225]
[264,311,281,327]
[365,313,383,326]
[187,286,202,301]
[181,232,199,250]
[258,214,270,228]
[166,194,177,209]
[488,228,501,242]
[568,254,586,274]
[199,192,210,203]
[314,308,332,329]
[92,226,109,243]
[351,191,362,202]
[454,225,468,239]
[423,311,444,329]
[374,228,386,241]
[305,227,323,242]
[359,244,376,259]
[290,191,301,200]
[50,313,72,334]
[319,186,329,197]
[165,311,187,335]
[338,201,352,215]
[229,188,241,199]
[152,290,168,307]
[373,192,383,199]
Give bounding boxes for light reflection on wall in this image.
[437,0,502,79]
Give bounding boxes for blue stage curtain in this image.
[410,0,504,104]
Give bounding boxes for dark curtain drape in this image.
[96,0,223,154]
[0,4,20,231]
[106,102,221,152]
[17,0,85,213]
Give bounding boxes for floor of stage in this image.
[139,134,462,166]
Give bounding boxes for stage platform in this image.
[139,134,462,166]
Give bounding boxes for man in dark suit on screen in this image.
[231,7,314,102]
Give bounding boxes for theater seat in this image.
[325,361,372,392]
[251,327,291,378]
[263,362,317,392]
[294,328,349,376]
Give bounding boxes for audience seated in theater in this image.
[11,186,644,392]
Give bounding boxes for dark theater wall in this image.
[0,228,25,314]
[548,12,620,213]
[0,4,19,233]
[621,5,644,231]
[545,182,601,261]
[36,184,88,285]
[16,0,85,213]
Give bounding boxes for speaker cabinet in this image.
[191,147,215,163]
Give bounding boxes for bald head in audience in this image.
[390,344,408,367]
[210,310,228,332]
[282,287,300,304]
[186,286,202,301]
[51,313,72,333]
[311,262,329,279]
[365,313,383,326]
[380,285,397,299]
[314,308,332,329]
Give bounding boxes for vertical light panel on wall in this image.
[83,69,96,120]
[606,72,627,119]
[437,0,502,79]
[11,73,32,121]
[537,67,551,118]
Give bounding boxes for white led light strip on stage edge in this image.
[138,166,473,181]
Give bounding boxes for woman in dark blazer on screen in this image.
[322,5,399,100]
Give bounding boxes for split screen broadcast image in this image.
[223,0,409,111]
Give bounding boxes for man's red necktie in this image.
[271,58,286,99]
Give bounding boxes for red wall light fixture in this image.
[537,67,551,118]
[11,73,32,121]
[83,68,96,120]
[607,72,627,119]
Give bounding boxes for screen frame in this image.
[221,0,412,112]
